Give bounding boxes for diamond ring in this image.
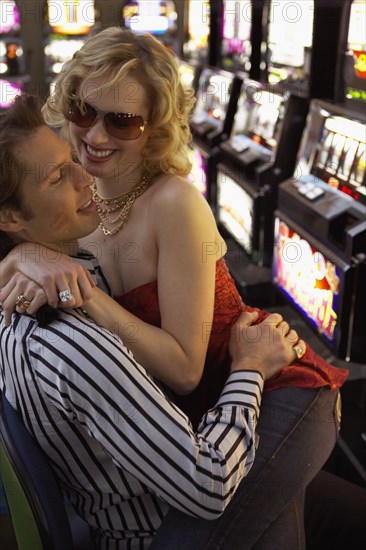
[59,289,74,303]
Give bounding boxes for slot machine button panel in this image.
[230,135,249,154]
[297,182,325,201]
[239,149,269,166]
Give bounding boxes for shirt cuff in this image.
[216,370,264,419]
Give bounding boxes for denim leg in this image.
[251,493,306,550]
[150,387,340,550]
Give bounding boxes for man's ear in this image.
[0,209,24,233]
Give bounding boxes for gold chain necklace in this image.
[92,175,150,236]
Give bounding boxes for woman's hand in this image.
[0,243,96,323]
[0,273,49,325]
[229,312,306,380]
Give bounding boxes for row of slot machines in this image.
[184,64,365,369]
[0,0,178,107]
[1,0,365,106]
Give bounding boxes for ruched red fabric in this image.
[115,258,348,429]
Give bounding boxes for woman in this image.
[0,27,347,429]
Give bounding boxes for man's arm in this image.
[27,310,263,519]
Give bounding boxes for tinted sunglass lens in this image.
[105,113,144,140]
[66,100,97,128]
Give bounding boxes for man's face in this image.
[11,125,99,252]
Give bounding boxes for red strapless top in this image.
[115,259,348,429]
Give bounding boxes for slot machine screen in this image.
[217,169,254,255]
[0,0,20,34]
[231,83,284,156]
[0,1,23,78]
[0,78,22,108]
[344,0,366,104]
[183,0,210,61]
[0,39,24,78]
[45,1,96,84]
[273,216,345,346]
[123,0,177,35]
[47,0,95,35]
[187,143,207,197]
[300,102,366,204]
[178,60,196,92]
[266,0,313,85]
[45,38,87,75]
[191,69,234,133]
[221,0,252,71]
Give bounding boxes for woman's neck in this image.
[96,160,145,198]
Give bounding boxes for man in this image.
[0,96,339,549]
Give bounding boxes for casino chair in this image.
[0,391,93,550]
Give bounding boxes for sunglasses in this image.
[64,96,148,140]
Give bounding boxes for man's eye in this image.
[72,152,81,164]
[50,172,63,185]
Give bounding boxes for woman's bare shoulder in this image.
[149,174,206,207]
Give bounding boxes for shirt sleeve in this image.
[27,312,263,519]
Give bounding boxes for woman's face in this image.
[68,74,151,186]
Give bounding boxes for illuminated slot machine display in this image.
[0,0,26,109]
[183,0,210,64]
[220,0,252,73]
[123,0,178,53]
[262,0,314,95]
[215,79,308,302]
[44,0,97,93]
[188,67,242,203]
[342,0,366,109]
[216,165,255,258]
[187,143,208,198]
[275,100,366,363]
[294,99,365,205]
[190,67,242,147]
[177,58,201,95]
[272,212,365,364]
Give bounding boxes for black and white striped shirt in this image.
[0,256,263,550]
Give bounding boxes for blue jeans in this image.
[150,387,341,550]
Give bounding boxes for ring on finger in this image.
[15,294,32,310]
[293,343,306,359]
[59,289,74,303]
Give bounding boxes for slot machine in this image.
[272,210,365,362]
[275,98,366,363]
[177,58,201,95]
[294,99,365,205]
[182,0,210,65]
[262,0,314,95]
[123,0,178,53]
[188,67,242,204]
[261,0,346,100]
[215,79,308,303]
[220,0,252,73]
[0,0,26,109]
[176,0,211,96]
[337,0,366,111]
[218,0,263,80]
[44,0,98,94]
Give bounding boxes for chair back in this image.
[0,392,76,550]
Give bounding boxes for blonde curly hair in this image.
[42,26,196,178]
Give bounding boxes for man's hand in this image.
[229,311,306,380]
